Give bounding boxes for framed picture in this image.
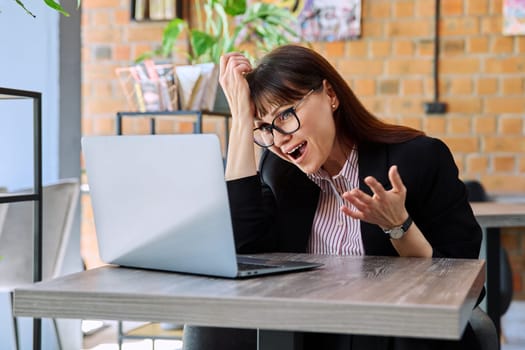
[131,0,183,21]
[282,0,362,42]
[503,0,525,36]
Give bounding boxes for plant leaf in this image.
[190,30,217,59]
[222,0,246,16]
[44,0,70,16]
[161,18,187,57]
[14,0,36,17]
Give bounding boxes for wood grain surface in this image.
[471,202,525,227]
[14,253,485,340]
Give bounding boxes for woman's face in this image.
[256,81,341,175]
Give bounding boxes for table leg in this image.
[257,330,303,350]
[486,227,501,337]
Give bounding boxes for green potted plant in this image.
[134,0,300,112]
[138,0,300,64]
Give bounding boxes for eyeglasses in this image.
[253,88,317,148]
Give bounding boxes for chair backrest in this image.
[470,306,499,350]
[464,179,514,316]
[0,178,80,286]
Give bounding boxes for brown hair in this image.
[245,44,424,148]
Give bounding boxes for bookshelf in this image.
[115,110,231,150]
[0,87,43,349]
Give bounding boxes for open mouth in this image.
[287,141,306,160]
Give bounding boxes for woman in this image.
[183,45,483,350]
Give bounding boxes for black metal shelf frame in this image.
[116,110,231,145]
[0,87,42,350]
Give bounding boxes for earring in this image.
[332,104,336,110]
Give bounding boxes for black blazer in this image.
[227,136,482,260]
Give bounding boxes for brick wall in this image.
[81,0,525,298]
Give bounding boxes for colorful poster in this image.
[503,0,525,35]
[263,0,362,42]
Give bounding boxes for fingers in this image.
[219,53,252,80]
[388,165,406,193]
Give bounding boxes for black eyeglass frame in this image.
[253,87,320,148]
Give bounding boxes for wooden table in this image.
[471,202,525,335]
[14,253,485,349]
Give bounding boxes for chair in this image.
[0,178,80,350]
[464,180,514,317]
[470,306,499,350]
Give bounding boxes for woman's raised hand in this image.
[219,53,254,122]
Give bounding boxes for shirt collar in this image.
[307,148,358,189]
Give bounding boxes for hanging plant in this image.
[14,0,80,17]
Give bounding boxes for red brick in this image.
[378,80,400,94]
[339,59,384,76]
[390,97,426,114]
[446,77,473,95]
[466,0,489,15]
[448,116,472,134]
[402,79,424,95]
[474,116,497,134]
[387,59,433,75]
[490,0,504,15]
[491,36,515,54]
[444,97,482,113]
[91,10,111,26]
[483,137,525,153]
[325,41,345,58]
[485,97,525,114]
[366,0,391,18]
[442,38,466,56]
[481,175,525,194]
[441,17,479,36]
[370,41,391,57]
[441,0,464,16]
[393,40,415,56]
[493,156,517,172]
[347,41,368,57]
[440,57,481,74]
[394,1,414,17]
[418,39,434,56]
[476,78,498,95]
[502,77,525,95]
[466,154,489,173]
[386,20,433,37]
[441,137,479,153]
[499,117,523,135]
[92,116,117,135]
[127,25,164,42]
[415,0,435,17]
[399,117,423,131]
[468,36,489,53]
[424,117,446,135]
[352,79,376,96]
[481,17,502,34]
[83,0,121,9]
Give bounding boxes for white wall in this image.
[0,3,82,349]
[0,1,59,189]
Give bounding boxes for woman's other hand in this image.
[341,165,408,229]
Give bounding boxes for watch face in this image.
[389,227,405,239]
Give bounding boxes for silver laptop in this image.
[81,134,322,278]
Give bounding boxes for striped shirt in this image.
[306,148,364,255]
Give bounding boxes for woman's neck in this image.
[322,140,353,177]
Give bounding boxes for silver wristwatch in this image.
[383,216,413,240]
